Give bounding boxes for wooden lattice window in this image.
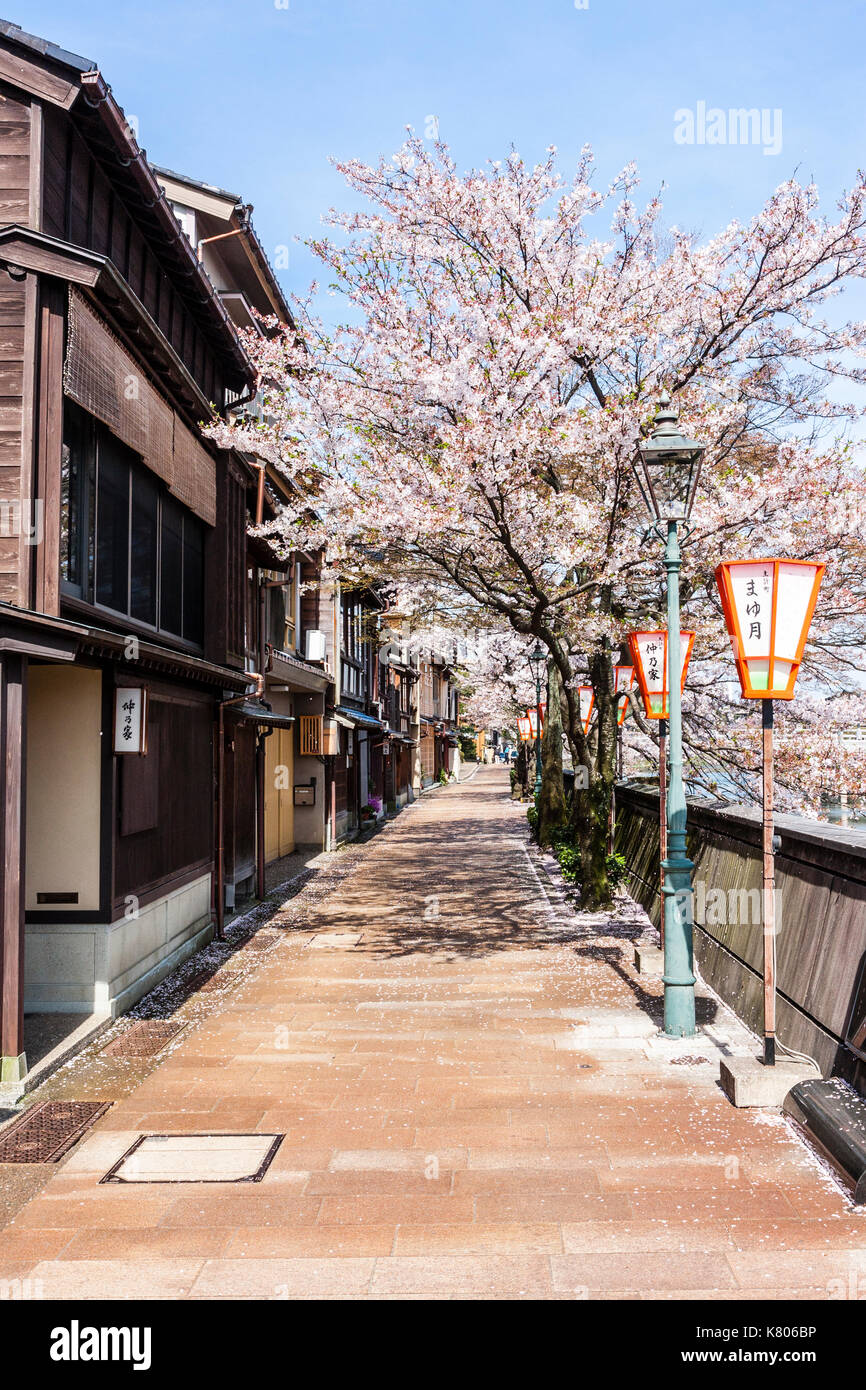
[299,714,322,756]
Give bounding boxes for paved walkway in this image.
[0,768,864,1299]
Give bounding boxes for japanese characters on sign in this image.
[517,715,533,742]
[627,631,695,720]
[113,687,148,755]
[715,559,824,700]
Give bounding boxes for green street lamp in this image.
[632,393,705,1038]
[527,640,547,801]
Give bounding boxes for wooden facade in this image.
[0,24,261,1078]
[0,22,460,1081]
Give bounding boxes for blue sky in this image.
[15,0,866,311]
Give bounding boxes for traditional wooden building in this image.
[0,21,462,1086]
[376,606,419,810]
[418,649,461,788]
[0,23,273,1082]
[154,166,332,901]
[329,584,384,841]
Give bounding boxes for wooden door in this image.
[264,727,294,862]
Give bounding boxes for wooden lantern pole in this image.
[658,717,667,951]
[762,699,776,1066]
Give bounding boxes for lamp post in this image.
[527,641,546,800]
[715,558,824,1065]
[632,393,705,1038]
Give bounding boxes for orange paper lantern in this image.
[628,630,695,720]
[715,559,824,700]
[614,664,635,726]
[578,685,595,735]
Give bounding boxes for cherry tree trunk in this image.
[567,654,617,908]
[538,662,567,847]
[515,742,529,798]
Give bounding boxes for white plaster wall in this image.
[25,665,102,911]
[24,873,213,1016]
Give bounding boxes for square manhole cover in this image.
[241,930,282,952]
[101,1020,186,1058]
[0,1101,112,1163]
[184,969,238,994]
[200,970,240,992]
[307,933,362,949]
[101,1133,284,1184]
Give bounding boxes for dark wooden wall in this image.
[0,81,31,225]
[396,743,411,799]
[334,727,350,821]
[0,277,29,605]
[0,82,33,606]
[300,555,335,664]
[204,457,247,671]
[114,689,213,910]
[616,786,866,1095]
[40,103,225,408]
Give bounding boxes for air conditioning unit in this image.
[305,630,326,662]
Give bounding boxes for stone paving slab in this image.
[0,766,864,1300]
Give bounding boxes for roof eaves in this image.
[152,164,294,329]
[77,70,255,391]
[150,163,242,207]
[0,19,94,72]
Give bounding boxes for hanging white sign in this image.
[114,687,148,755]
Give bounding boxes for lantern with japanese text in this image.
[715,559,825,700]
[614,664,635,727]
[517,715,533,743]
[628,630,695,719]
[715,557,824,1068]
[578,685,594,735]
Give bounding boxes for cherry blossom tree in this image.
[208,138,866,904]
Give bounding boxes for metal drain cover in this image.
[0,1100,111,1163]
[200,970,240,992]
[101,1020,186,1058]
[308,932,362,949]
[241,931,281,952]
[101,1133,284,1184]
[184,969,238,994]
